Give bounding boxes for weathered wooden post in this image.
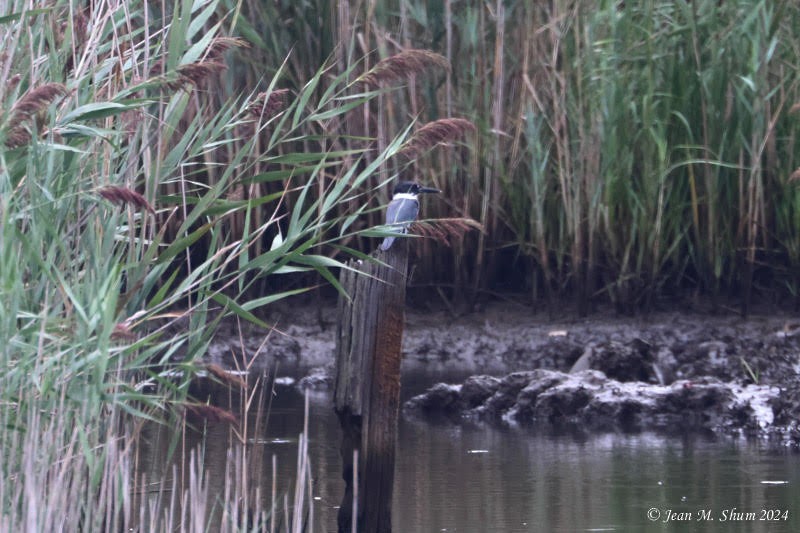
[334,241,409,533]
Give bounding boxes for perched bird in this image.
[379,180,441,251]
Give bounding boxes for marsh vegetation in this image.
[3,0,800,530]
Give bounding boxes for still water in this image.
[141,381,800,533]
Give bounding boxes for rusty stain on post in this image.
[334,241,409,533]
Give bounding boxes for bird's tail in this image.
[379,236,395,251]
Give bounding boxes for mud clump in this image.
[401,309,800,445]
[405,371,792,441]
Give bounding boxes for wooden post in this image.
[334,241,409,533]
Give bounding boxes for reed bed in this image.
[226,0,800,313]
[0,368,316,532]
[0,0,418,529]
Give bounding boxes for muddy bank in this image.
[204,302,800,444]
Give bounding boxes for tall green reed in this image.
[254,0,800,313]
[0,0,431,529]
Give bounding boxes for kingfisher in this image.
[379,180,441,251]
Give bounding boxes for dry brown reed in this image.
[360,49,449,87]
[206,363,248,390]
[184,403,239,426]
[97,186,156,214]
[5,83,67,148]
[7,73,21,91]
[397,118,475,159]
[110,322,137,341]
[72,10,89,46]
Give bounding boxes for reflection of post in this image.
[334,241,408,533]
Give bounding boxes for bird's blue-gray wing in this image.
[386,197,419,225]
[380,197,419,250]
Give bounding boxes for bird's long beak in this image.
[419,186,441,194]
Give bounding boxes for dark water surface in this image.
[141,381,800,533]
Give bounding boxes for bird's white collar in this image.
[392,192,418,201]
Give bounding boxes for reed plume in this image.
[410,217,483,247]
[153,38,246,91]
[168,61,227,90]
[248,88,290,118]
[8,83,67,117]
[206,36,249,61]
[4,83,67,148]
[360,49,449,87]
[397,118,475,158]
[97,186,155,214]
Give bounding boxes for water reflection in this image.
[394,420,800,533]
[139,384,800,532]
